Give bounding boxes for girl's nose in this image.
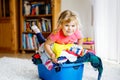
[68,26,72,30]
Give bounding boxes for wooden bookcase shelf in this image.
[24,14,52,18]
[20,0,61,53]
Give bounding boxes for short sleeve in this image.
[48,32,58,42]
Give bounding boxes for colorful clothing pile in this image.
[32,43,103,80]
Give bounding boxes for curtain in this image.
[93,0,119,63]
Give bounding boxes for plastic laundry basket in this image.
[38,63,84,80]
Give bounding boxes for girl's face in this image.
[62,21,77,36]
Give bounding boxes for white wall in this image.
[61,0,93,38]
[94,0,119,63]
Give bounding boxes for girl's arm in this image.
[78,38,83,46]
[78,38,86,56]
[44,39,58,63]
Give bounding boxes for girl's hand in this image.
[44,38,57,63]
[51,54,58,63]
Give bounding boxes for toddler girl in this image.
[32,10,103,80]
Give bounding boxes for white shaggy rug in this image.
[0,57,120,80]
[0,57,40,80]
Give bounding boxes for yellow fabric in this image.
[52,43,74,58]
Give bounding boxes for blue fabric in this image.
[36,33,45,44]
[74,52,103,80]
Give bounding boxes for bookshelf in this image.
[20,0,61,53]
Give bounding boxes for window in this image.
[0,0,10,18]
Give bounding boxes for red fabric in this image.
[34,53,40,59]
[65,50,78,56]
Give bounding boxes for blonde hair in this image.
[53,10,82,33]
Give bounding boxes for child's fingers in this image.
[52,58,58,63]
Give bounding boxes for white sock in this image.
[31,25,40,33]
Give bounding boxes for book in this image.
[28,34,34,49]
[45,3,51,14]
[41,18,51,32]
[24,1,31,15]
[41,19,46,32]
[31,4,36,15]
[22,34,26,49]
[25,34,30,49]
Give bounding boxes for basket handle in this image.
[73,65,80,70]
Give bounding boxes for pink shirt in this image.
[48,29,82,44]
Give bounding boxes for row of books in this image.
[23,0,51,16]
[24,18,51,32]
[22,33,39,49]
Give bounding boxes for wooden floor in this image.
[0,53,33,59]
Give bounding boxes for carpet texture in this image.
[0,57,40,80]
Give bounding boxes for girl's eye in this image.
[65,25,69,27]
[72,25,75,27]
